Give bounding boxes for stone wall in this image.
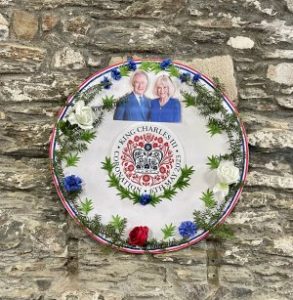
[0,0,292,299]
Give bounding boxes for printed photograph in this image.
[113,71,182,123]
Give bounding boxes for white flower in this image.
[216,160,239,185]
[68,100,94,130]
[213,182,229,201]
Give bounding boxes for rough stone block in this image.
[52,47,85,70]
[267,63,293,85]
[181,55,238,102]
[0,13,9,41]
[12,10,38,39]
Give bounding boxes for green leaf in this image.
[80,198,94,215]
[64,153,80,167]
[201,189,216,209]
[207,119,223,136]
[207,155,221,170]
[119,65,130,77]
[167,65,180,77]
[110,215,127,233]
[162,188,177,200]
[80,130,96,143]
[139,62,153,72]
[182,92,196,107]
[161,223,176,240]
[150,62,162,74]
[101,157,114,172]
[102,95,116,110]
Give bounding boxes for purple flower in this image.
[127,58,137,71]
[101,76,112,89]
[192,73,201,83]
[111,68,121,80]
[179,221,197,238]
[179,72,191,83]
[64,175,82,193]
[160,58,172,70]
[139,194,152,205]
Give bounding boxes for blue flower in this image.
[111,68,121,80]
[127,58,137,71]
[192,73,201,83]
[139,194,152,205]
[101,76,112,89]
[64,175,82,193]
[179,72,191,83]
[179,221,197,238]
[160,58,172,70]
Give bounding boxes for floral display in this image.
[179,221,197,238]
[128,226,149,246]
[63,175,82,193]
[216,161,240,185]
[68,100,94,130]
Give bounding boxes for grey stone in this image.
[0,13,9,41]
[52,47,85,70]
[285,0,293,13]
[227,36,255,49]
[276,97,293,109]
[248,129,293,149]
[267,63,293,85]
[12,10,38,39]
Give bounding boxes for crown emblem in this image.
[133,143,163,174]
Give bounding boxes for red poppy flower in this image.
[128,226,149,246]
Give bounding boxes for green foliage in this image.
[102,95,116,111]
[182,92,196,107]
[207,118,223,136]
[167,65,180,77]
[64,153,80,167]
[101,156,114,172]
[174,166,195,191]
[80,130,96,143]
[201,189,216,209]
[79,198,94,215]
[119,65,130,77]
[161,223,176,240]
[139,61,154,72]
[109,215,127,234]
[207,155,221,170]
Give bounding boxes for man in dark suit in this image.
[113,71,151,121]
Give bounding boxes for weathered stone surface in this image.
[63,16,91,35]
[12,10,38,39]
[239,87,270,99]
[52,47,85,70]
[267,63,293,85]
[0,13,9,41]
[246,171,293,189]
[42,13,59,31]
[285,0,293,13]
[92,22,178,54]
[227,36,255,49]
[259,20,293,44]
[188,18,235,29]
[264,49,293,59]
[182,56,238,101]
[248,129,293,149]
[276,96,293,109]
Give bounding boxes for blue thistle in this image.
[160,58,172,70]
[139,194,152,205]
[179,221,197,238]
[63,175,82,193]
[101,76,112,89]
[179,72,191,83]
[127,58,137,71]
[192,73,201,83]
[111,68,121,80]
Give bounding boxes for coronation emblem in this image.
[111,124,184,194]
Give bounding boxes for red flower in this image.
[128,226,149,246]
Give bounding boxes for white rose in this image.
[216,160,239,185]
[68,100,94,130]
[213,182,229,202]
